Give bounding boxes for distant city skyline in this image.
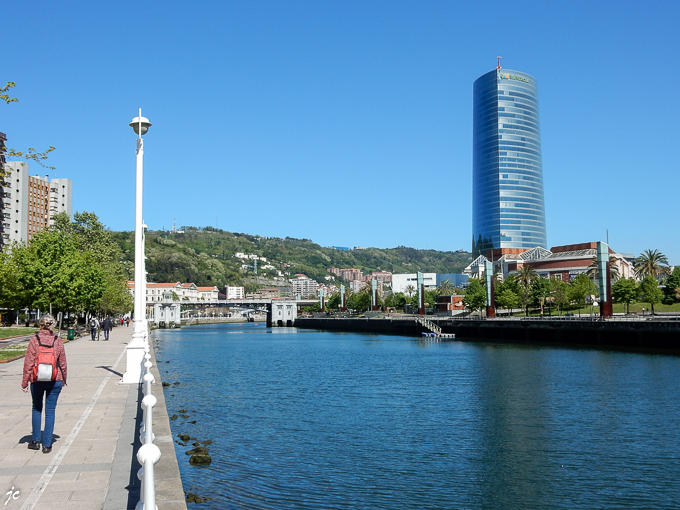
[3,1,679,264]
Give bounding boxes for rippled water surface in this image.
[153,323,680,509]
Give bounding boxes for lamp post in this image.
[122,109,152,384]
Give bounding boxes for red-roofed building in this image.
[128,281,218,303]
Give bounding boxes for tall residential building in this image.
[0,132,7,248]
[290,276,319,298]
[4,161,73,244]
[472,65,547,258]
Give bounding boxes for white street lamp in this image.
[122,109,152,384]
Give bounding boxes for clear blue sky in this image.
[4,0,679,264]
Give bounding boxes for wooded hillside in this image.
[111,227,473,289]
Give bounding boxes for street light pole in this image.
[122,109,152,384]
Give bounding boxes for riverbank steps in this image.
[0,324,186,510]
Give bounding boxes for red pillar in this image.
[600,261,613,318]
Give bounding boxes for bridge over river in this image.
[149,298,318,326]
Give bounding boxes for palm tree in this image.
[586,256,620,282]
[404,284,416,300]
[515,265,537,316]
[437,279,455,296]
[634,249,669,280]
[516,265,538,288]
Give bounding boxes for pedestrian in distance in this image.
[125,317,130,327]
[102,315,112,341]
[21,314,67,454]
[89,316,100,340]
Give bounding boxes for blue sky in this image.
[3,0,679,264]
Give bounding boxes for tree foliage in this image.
[639,276,663,314]
[1,81,56,170]
[612,278,638,314]
[567,274,598,316]
[662,267,680,305]
[111,229,472,290]
[463,278,486,312]
[634,249,669,280]
[0,212,132,323]
[530,277,552,315]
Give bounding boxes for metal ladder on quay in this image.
[415,317,455,339]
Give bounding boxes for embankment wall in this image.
[294,318,680,353]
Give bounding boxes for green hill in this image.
[111,227,472,289]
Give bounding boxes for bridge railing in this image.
[136,331,161,510]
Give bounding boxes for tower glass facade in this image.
[472,68,547,258]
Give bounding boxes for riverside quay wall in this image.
[294,317,680,353]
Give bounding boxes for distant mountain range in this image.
[111,227,473,290]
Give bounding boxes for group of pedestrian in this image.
[89,315,114,340]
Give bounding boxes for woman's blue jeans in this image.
[30,380,63,447]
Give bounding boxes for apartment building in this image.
[3,161,73,244]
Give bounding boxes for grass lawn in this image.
[508,301,680,317]
[0,342,29,361]
[0,327,38,340]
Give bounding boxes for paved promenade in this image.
[0,325,187,510]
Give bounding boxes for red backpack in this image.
[33,333,60,382]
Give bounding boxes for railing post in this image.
[135,334,160,509]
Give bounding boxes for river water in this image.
[152,323,680,509]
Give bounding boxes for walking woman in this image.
[21,314,67,454]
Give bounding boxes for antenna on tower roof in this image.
[496,56,502,69]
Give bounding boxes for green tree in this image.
[0,242,37,323]
[327,292,341,310]
[531,277,552,315]
[425,289,439,309]
[495,288,519,312]
[1,82,56,171]
[515,265,538,315]
[551,278,569,314]
[392,292,407,309]
[568,273,598,316]
[639,275,663,314]
[612,277,638,314]
[99,273,134,315]
[494,274,521,313]
[53,212,133,318]
[634,249,670,280]
[20,230,102,326]
[347,291,371,312]
[662,267,680,305]
[463,279,486,313]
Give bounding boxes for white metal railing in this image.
[136,332,161,510]
[415,316,442,335]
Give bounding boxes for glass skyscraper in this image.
[472,67,547,258]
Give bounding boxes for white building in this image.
[350,280,366,293]
[4,161,73,244]
[392,273,437,294]
[290,276,319,298]
[49,177,73,225]
[225,286,244,299]
[197,286,220,301]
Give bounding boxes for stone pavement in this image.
[0,325,187,510]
